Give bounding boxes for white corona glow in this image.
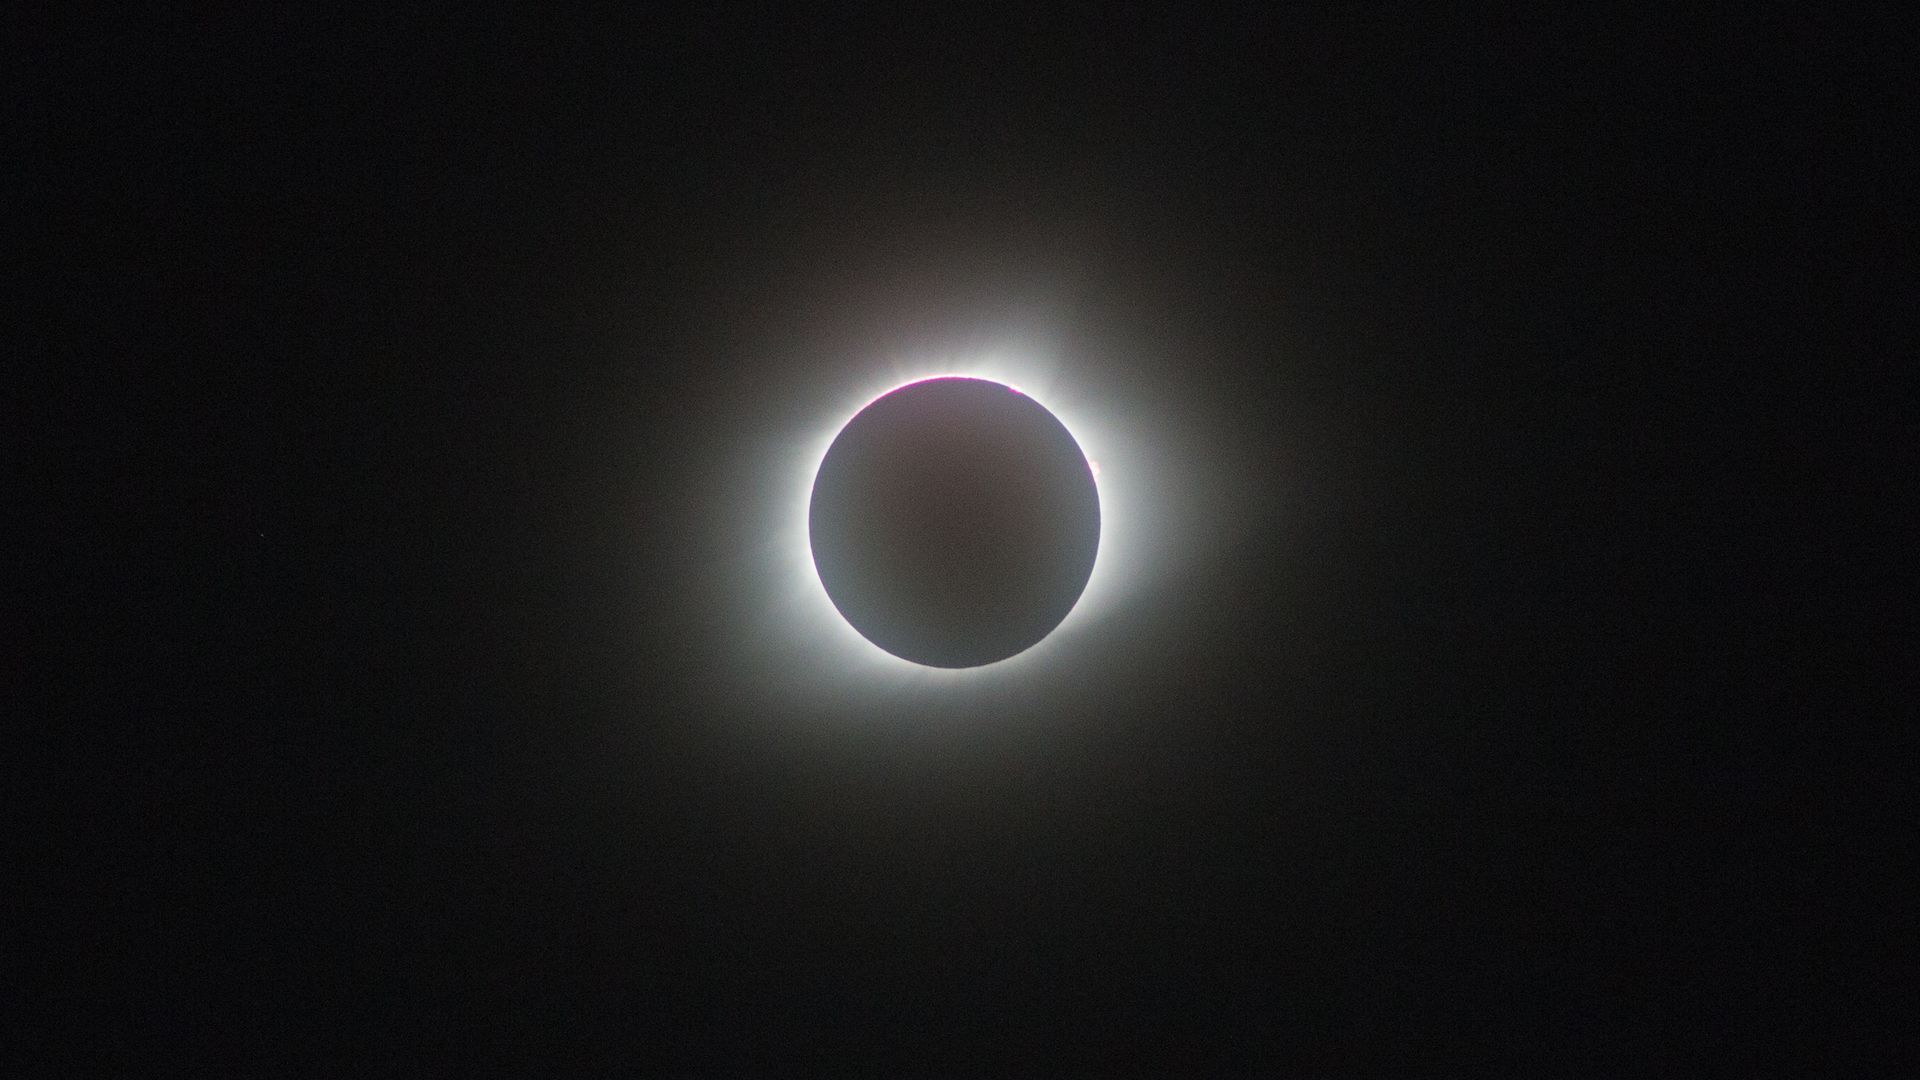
[775,351,1145,686]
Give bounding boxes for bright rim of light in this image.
[779,353,1133,684]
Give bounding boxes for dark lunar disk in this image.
[809,377,1101,668]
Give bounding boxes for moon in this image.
[808,376,1101,668]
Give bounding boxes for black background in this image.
[21,7,1905,1073]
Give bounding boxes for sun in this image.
[771,351,1138,686]
[806,375,1099,668]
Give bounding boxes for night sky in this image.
[24,8,1902,1073]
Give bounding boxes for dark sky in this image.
[24,8,1902,1073]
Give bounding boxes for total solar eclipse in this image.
[808,377,1101,668]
